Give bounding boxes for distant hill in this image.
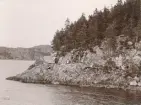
[0,45,53,60]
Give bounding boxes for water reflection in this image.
[47,85,141,105]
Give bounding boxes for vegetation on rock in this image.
[52,0,141,54]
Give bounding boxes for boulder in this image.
[127,41,133,46]
[130,80,137,86]
[134,76,140,82]
[138,82,141,87]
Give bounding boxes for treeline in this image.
[52,0,141,53]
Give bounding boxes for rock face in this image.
[0,45,53,60]
[6,35,141,90]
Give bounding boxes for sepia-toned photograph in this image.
[1,0,141,105]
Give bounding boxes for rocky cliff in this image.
[0,45,53,60]
[6,35,141,91]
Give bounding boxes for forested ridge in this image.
[52,0,141,54]
[0,45,52,60]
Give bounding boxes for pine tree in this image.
[52,0,141,54]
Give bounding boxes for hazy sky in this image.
[0,0,122,48]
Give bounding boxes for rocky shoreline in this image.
[6,76,141,91]
[6,35,141,91]
[6,55,141,91]
[6,73,141,92]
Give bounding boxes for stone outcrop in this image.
[6,35,141,91]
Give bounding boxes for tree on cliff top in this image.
[52,0,141,53]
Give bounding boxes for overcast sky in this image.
[0,0,122,48]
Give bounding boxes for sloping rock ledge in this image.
[6,59,141,91]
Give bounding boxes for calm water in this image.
[0,60,141,105]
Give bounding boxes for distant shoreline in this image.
[0,59,35,62]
